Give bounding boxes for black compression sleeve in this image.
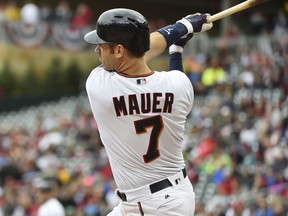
[169,53,183,72]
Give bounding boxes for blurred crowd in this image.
[0,0,167,50]
[181,14,288,215]
[0,4,287,216]
[0,0,167,29]
[0,98,118,216]
[0,0,93,27]
[0,1,96,51]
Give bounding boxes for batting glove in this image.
[177,13,213,35]
[169,33,193,54]
[157,13,212,49]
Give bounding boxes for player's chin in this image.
[102,64,113,72]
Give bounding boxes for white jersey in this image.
[86,66,194,190]
[37,198,65,216]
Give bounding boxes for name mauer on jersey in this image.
[113,92,174,116]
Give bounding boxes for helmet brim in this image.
[84,30,109,45]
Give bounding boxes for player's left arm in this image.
[144,31,167,62]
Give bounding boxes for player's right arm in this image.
[168,33,193,72]
[145,13,213,62]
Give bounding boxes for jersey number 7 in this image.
[134,115,164,163]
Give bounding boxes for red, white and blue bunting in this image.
[4,21,93,51]
[5,21,49,48]
[51,23,90,52]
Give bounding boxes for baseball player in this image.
[33,177,65,216]
[84,8,212,215]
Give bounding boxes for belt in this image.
[117,168,187,202]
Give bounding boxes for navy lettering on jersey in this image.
[129,94,141,115]
[152,93,162,113]
[141,93,151,113]
[163,93,174,113]
[113,93,174,117]
[113,96,128,116]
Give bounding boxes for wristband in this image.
[169,44,183,54]
[176,18,194,37]
[157,23,188,49]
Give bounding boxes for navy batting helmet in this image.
[84,8,150,56]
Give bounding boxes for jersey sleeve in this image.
[86,66,103,92]
[166,70,194,115]
[176,70,194,113]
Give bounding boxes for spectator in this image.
[202,146,233,179]
[39,3,54,22]
[254,193,274,216]
[20,1,40,25]
[283,66,288,93]
[71,3,93,28]
[11,188,34,216]
[267,194,287,216]
[218,22,247,50]
[205,186,230,216]
[225,200,252,216]
[185,53,207,94]
[0,3,6,22]
[249,11,267,35]
[238,165,255,191]
[201,56,228,92]
[33,177,65,216]
[273,9,288,39]
[3,1,20,21]
[257,29,273,57]
[238,66,255,89]
[183,31,211,56]
[54,0,72,23]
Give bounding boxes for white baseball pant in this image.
[107,169,195,216]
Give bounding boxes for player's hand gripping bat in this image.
[206,0,271,23]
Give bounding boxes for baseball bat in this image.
[207,0,270,23]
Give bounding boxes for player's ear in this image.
[115,44,125,58]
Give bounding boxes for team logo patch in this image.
[136,78,147,85]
